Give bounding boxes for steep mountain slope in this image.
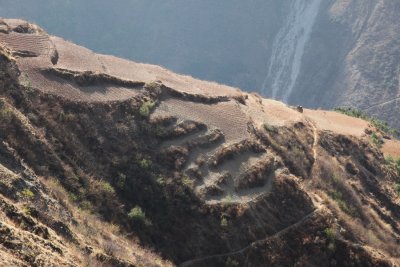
[288,0,400,129]
[0,19,400,266]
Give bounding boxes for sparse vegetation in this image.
[329,174,358,217]
[370,132,383,148]
[20,76,32,89]
[263,123,278,133]
[396,158,400,175]
[102,240,119,257]
[385,156,400,176]
[58,111,76,122]
[329,189,357,216]
[334,107,399,136]
[385,155,394,164]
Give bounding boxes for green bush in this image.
[139,100,156,117]
[138,158,152,169]
[116,173,126,189]
[220,217,228,227]
[385,155,394,164]
[21,189,35,199]
[324,228,336,240]
[100,181,115,194]
[396,158,400,175]
[128,206,146,222]
[324,227,336,251]
[370,132,383,148]
[395,184,400,196]
[0,100,13,123]
[329,189,357,216]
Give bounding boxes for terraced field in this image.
[0,18,243,103]
[51,36,105,72]
[154,99,250,143]
[0,32,51,57]
[98,54,243,97]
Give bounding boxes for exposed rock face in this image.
[279,0,400,129]
[0,19,399,266]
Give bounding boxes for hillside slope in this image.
[0,19,400,266]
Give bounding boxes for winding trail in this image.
[310,120,319,162]
[363,97,400,111]
[180,209,318,267]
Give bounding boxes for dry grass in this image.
[40,176,173,266]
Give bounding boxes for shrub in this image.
[21,188,35,199]
[181,175,194,188]
[102,240,119,257]
[225,257,239,267]
[156,176,166,186]
[22,205,31,215]
[324,227,336,251]
[324,227,335,239]
[139,100,156,117]
[395,184,400,196]
[329,189,357,217]
[80,200,94,212]
[385,155,394,164]
[0,100,13,123]
[144,82,161,91]
[263,123,278,133]
[128,206,146,222]
[138,158,151,170]
[20,77,32,89]
[100,181,115,194]
[58,111,76,122]
[370,132,383,148]
[220,217,228,227]
[116,173,126,189]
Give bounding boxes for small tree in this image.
[128,206,146,223]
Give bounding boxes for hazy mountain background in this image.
[1,0,400,128]
[0,0,286,92]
